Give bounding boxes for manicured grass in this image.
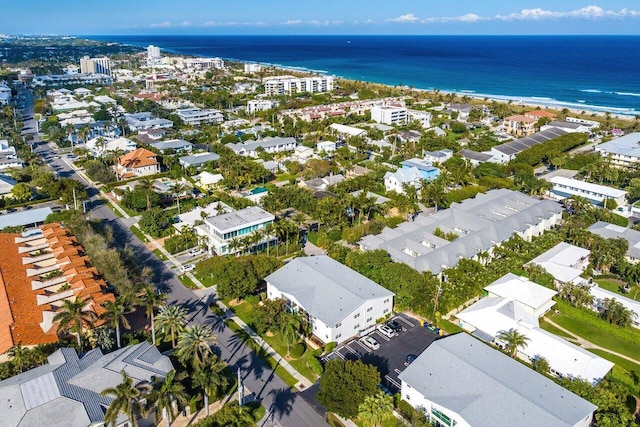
[228,300,320,382]
[588,349,640,394]
[129,225,149,243]
[275,172,296,182]
[595,278,640,302]
[547,302,640,362]
[194,272,215,288]
[106,202,124,218]
[539,318,576,340]
[439,318,463,335]
[355,417,403,427]
[178,274,199,290]
[152,249,167,261]
[224,319,299,389]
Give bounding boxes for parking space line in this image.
[396,316,415,328]
[394,368,402,375]
[372,331,390,342]
[353,340,372,353]
[385,375,401,390]
[344,343,362,356]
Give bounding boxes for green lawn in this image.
[595,278,640,302]
[224,319,299,389]
[355,417,403,427]
[129,225,149,243]
[106,202,124,218]
[539,318,577,340]
[227,300,321,383]
[547,307,640,362]
[152,249,167,261]
[588,349,640,394]
[178,274,199,290]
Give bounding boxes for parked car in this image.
[360,336,380,350]
[180,263,195,273]
[188,248,203,257]
[405,354,418,366]
[377,324,396,338]
[386,320,403,333]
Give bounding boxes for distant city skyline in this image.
[3,1,640,35]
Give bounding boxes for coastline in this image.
[98,36,638,120]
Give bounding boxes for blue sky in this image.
[3,1,640,35]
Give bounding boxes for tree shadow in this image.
[360,352,390,379]
[265,386,296,423]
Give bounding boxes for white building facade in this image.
[201,206,274,255]
[176,108,224,125]
[264,75,334,96]
[371,105,408,126]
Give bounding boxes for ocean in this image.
[90,35,640,116]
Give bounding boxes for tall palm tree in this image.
[101,371,151,427]
[101,297,132,349]
[171,182,187,215]
[358,391,394,427]
[53,297,97,350]
[497,328,530,358]
[78,126,90,145]
[264,222,275,256]
[64,123,76,148]
[279,311,307,357]
[136,177,156,210]
[139,287,167,346]
[155,305,187,348]
[175,324,217,367]
[192,354,229,416]
[5,342,26,373]
[147,370,189,427]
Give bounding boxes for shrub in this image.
[324,341,337,353]
[308,355,324,376]
[84,160,116,183]
[446,185,487,204]
[164,232,198,254]
[289,342,306,358]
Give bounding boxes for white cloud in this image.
[388,13,420,23]
[282,19,303,25]
[150,21,172,28]
[181,21,192,27]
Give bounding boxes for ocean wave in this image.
[580,89,602,93]
[615,92,640,97]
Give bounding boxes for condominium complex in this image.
[247,99,278,114]
[595,133,640,167]
[79,56,111,76]
[371,105,408,126]
[176,107,224,125]
[280,97,405,121]
[264,75,334,96]
[178,57,225,70]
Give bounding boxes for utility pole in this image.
[72,187,78,210]
[237,368,244,407]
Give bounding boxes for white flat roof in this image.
[549,176,627,198]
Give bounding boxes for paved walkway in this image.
[544,317,640,365]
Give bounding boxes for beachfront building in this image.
[407,109,432,128]
[588,221,640,263]
[398,333,597,427]
[525,109,557,121]
[244,63,262,73]
[0,342,173,427]
[116,147,161,179]
[178,57,225,70]
[247,99,278,114]
[503,114,537,136]
[542,121,592,134]
[201,206,274,255]
[0,223,115,353]
[225,136,297,157]
[456,273,613,384]
[147,44,162,65]
[264,75,334,96]
[86,136,137,157]
[528,242,590,286]
[546,176,627,207]
[33,73,112,87]
[371,105,408,126]
[266,256,394,345]
[566,117,600,129]
[176,107,224,126]
[359,189,563,275]
[487,128,568,163]
[79,56,111,75]
[124,112,173,131]
[595,133,640,167]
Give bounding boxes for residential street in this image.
[20,88,328,427]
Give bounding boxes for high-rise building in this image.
[147,45,162,66]
[79,56,111,76]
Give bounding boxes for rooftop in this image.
[398,333,597,427]
[265,256,394,326]
[205,206,274,233]
[484,273,557,310]
[493,128,568,156]
[0,207,53,231]
[588,221,640,260]
[595,132,640,158]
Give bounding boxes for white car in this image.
[377,324,396,338]
[360,336,380,350]
[180,263,195,273]
[188,248,203,256]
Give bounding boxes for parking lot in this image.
[321,313,439,392]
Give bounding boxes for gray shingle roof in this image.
[266,256,394,326]
[0,342,173,427]
[178,152,220,167]
[0,207,53,230]
[398,333,596,427]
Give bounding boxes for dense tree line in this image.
[514,133,588,166]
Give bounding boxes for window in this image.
[354,324,360,329]
[366,317,372,322]
[366,306,373,312]
[335,322,342,328]
[384,298,390,303]
[383,309,389,314]
[335,333,341,339]
[354,313,360,319]
[405,394,411,401]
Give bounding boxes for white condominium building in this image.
[264,75,334,96]
[247,99,277,114]
[176,108,224,125]
[179,57,225,70]
[79,56,111,76]
[371,105,408,126]
[245,63,262,73]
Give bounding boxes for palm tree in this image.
[101,371,151,427]
[5,342,26,373]
[264,222,275,256]
[64,123,76,148]
[139,287,167,346]
[147,370,189,427]
[53,297,97,350]
[171,182,187,215]
[101,297,132,349]
[358,391,394,427]
[192,354,229,416]
[78,126,90,145]
[280,311,307,357]
[155,305,187,348]
[175,324,217,367]
[496,328,530,358]
[136,177,156,210]
[229,237,241,256]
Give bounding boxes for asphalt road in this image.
[20,88,328,427]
